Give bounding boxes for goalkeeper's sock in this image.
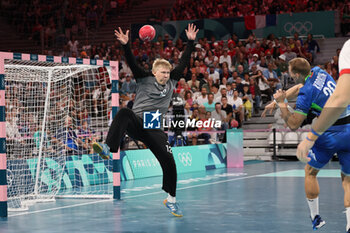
[167,194,176,203]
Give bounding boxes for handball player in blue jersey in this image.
[92,24,198,217]
[273,57,350,231]
[296,39,350,232]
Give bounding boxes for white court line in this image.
[8,172,266,217]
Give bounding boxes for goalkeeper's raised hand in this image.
[114,27,129,45]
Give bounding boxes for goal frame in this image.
[0,52,120,217]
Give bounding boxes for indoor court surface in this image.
[0,161,346,233]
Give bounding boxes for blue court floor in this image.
[0,161,347,233]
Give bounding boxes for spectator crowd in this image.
[1,0,347,149]
[117,31,340,145]
[150,0,349,30]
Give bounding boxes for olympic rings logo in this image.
[284,21,312,35]
[177,152,192,166]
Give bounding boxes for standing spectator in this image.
[232,89,244,127]
[249,77,261,114]
[68,35,79,56]
[306,33,320,63]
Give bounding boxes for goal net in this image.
[4,59,114,211]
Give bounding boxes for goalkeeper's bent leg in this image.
[106,108,142,152]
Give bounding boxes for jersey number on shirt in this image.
[323,81,336,96]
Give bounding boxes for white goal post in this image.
[0,52,120,217]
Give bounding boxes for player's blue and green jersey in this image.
[295,66,350,119]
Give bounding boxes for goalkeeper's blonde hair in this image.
[152,59,172,73]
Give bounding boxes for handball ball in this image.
[139,25,156,42]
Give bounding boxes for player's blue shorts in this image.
[308,124,350,175]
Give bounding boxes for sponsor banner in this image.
[5,143,228,194]
[121,149,163,179]
[123,144,227,179]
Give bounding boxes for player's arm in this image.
[115,27,149,79]
[170,24,198,81]
[261,83,303,117]
[275,89,307,131]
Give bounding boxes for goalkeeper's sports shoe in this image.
[163,199,183,217]
[347,228,350,233]
[92,142,110,160]
[311,215,326,230]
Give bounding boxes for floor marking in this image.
[259,169,341,177]
[7,171,284,217]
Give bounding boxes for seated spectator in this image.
[284,45,297,62]
[187,108,199,145]
[237,65,245,79]
[187,73,200,91]
[221,96,234,124]
[220,66,232,80]
[120,74,136,96]
[240,85,253,120]
[235,77,244,95]
[249,54,261,70]
[263,63,281,91]
[219,48,232,68]
[242,73,250,85]
[203,93,216,112]
[208,64,220,84]
[211,84,221,102]
[253,70,273,102]
[197,111,213,144]
[78,120,99,154]
[196,87,209,105]
[53,116,85,155]
[204,50,219,66]
[234,52,249,73]
[184,90,194,106]
[276,54,290,89]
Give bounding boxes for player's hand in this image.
[273,89,286,103]
[114,27,129,45]
[296,138,313,163]
[185,23,199,41]
[261,101,276,118]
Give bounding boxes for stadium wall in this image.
[131,11,335,41]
